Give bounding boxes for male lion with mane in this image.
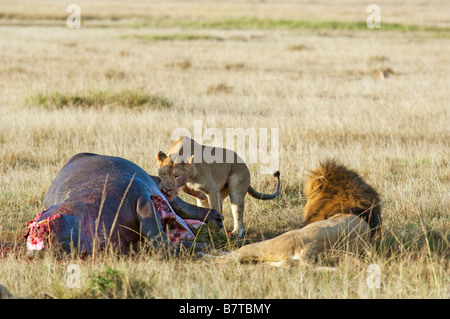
[211,160,382,265]
[303,159,382,239]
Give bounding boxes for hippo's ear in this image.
[156,151,168,168]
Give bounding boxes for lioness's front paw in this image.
[228,228,245,238]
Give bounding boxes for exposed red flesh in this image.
[25,211,61,251]
[151,196,196,243]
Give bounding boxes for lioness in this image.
[211,160,382,265]
[156,136,281,237]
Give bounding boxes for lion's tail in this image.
[247,171,280,200]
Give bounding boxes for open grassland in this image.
[0,0,449,298]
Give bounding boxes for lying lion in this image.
[212,160,382,265]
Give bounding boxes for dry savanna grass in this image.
[0,0,449,299]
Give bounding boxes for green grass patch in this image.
[189,18,374,30]
[26,89,173,110]
[2,10,448,35]
[124,17,450,35]
[131,33,224,42]
[83,265,151,299]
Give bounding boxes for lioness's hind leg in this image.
[227,175,248,238]
[228,192,245,237]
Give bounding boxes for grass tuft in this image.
[26,90,173,110]
[206,83,233,94]
[83,265,150,299]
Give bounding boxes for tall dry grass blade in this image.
[93,173,109,260]
[105,173,136,253]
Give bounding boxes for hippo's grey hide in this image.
[25,153,222,254]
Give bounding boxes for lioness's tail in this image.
[247,171,280,200]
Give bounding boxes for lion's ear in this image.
[313,176,327,190]
[156,151,168,168]
[187,155,197,176]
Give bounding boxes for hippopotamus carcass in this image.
[24,153,223,255]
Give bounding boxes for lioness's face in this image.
[156,151,192,201]
[157,163,190,200]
